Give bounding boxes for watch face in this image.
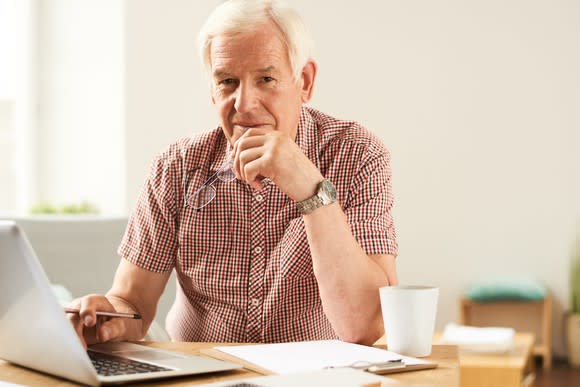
[318,179,337,204]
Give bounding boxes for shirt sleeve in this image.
[118,147,180,273]
[343,148,398,257]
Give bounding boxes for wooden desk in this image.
[434,332,535,387]
[0,342,459,387]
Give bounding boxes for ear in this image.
[299,59,317,103]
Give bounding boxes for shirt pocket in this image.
[277,217,314,279]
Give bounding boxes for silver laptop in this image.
[0,220,242,386]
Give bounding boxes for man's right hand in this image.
[66,294,133,350]
[66,259,171,350]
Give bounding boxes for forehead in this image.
[210,23,289,72]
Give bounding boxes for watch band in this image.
[295,179,337,215]
[296,195,324,215]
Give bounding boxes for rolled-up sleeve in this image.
[118,146,181,273]
[343,149,398,257]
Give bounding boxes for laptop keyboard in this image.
[88,350,172,376]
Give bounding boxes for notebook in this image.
[0,220,242,386]
[195,368,397,387]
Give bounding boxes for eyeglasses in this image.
[184,159,235,209]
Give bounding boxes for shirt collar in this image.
[295,106,320,168]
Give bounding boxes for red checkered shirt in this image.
[119,106,398,343]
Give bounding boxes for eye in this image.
[218,78,237,86]
[261,76,274,83]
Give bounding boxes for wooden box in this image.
[459,296,552,369]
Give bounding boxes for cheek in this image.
[212,87,230,108]
[214,97,233,119]
[213,100,235,140]
[265,89,288,112]
[270,90,301,117]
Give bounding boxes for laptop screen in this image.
[0,221,103,386]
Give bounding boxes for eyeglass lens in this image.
[190,185,216,209]
[188,161,235,209]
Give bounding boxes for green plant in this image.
[29,201,100,215]
[29,201,58,214]
[60,201,99,214]
[572,236,580,314]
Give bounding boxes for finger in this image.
[232,140,244,180]
[79,295,115,328]
[66,299,88,350]
[234,128,267,153]
[232,136,238,156]
[233,129,268,181]
[70,310,88,350]
[235,138,265,181]
[243,159,266,191]
[242,127,268,137]
[236,135,265,152]
[97,318,125,342]
[233,144,241,180]
[238,148,263,183]
[80,317,100,346]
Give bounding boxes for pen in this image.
[64,307,142,320]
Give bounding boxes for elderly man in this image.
[71,0,398,347]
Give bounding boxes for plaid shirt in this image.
[119,106,397,343]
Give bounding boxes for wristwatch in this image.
[295,179,337,215]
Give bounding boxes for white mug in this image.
[379,285,439,357]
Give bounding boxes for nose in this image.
[233,84,259,113]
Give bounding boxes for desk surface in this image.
[0,342,459,387]
[433,332,534,368]
[433,332,535,387]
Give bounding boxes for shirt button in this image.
[254,246,262,254]
[250,298,260,306]
[255,194,264,202]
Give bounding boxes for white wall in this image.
[121,0,579,355]
[37,0,125,215]
[302,0,580,355]
[124,0,220,211]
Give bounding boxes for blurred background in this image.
[1,0,578,358]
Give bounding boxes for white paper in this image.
[194,368,399,387]
[441,323,514,353]
[213,339,430,374]
[0,382,28,387]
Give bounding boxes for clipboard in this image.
[201,347,277,375]
[200,340,437,376]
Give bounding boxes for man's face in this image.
[209,22,307,146]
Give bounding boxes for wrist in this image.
[288,171,324,202]
[106,294,140,315]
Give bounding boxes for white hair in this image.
[198,0,314,81]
